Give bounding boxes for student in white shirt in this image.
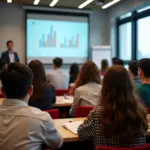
[70,61,102,117]
[47,57,69,89]
[0,62,63,150]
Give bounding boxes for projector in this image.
[95,0,104,6]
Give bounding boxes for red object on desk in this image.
[56,89,69,96]
[147,108,150,114]
[45,109,60,119]
[96,145,150,150]
[75,106,94,118]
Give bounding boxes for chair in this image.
[96,145,150,150]
[75,106,94,118]
[45,109,60,119]
[147,108,150,114]
[56,89,69,96]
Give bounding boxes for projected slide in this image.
[26,17,88,64]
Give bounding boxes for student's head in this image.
[101,59,109,70]
[100,65,148,144]
[53,57,63,69]
[6,40,14,51]
[138,58,150,82]
[1,63,33,101]
[0,59,7,72]
[112,57,124,66]
[128,60,139,78]
[76,61,101,87]
[69,63,80,77]
[29,60,46,86]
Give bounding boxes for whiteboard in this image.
[91,46,112,69]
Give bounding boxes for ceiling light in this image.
[33,0,40,5]
[7,0,12,3]
[78,0,94,9]
[102,0,120,9]
[50,0,59,7]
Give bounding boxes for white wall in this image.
[0,2,109,65]
[108,0,150,57]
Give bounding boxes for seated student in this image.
[128,60,141,88]
[0,63,63,150]
[78,65,148,148]
[69,63,80,86]
[100,59,109,76]
[70,61,102,117]
[28,60,56,110]
[138,58,150,107]
[47,57,69,89]
[112,57,124,66]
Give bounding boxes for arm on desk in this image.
[43,114,63,149]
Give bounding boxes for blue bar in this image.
[50,26,53,47]
[42,34,45,47]
[64,37,67,48]
[72,36,74,48]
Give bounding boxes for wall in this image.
[108,0,150,57]
[0,2,109,66]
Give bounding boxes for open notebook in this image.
[62,121,84,134]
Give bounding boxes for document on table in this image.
[57,96,73,104]
[62,121,84,134]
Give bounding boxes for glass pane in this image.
[119,12,132,20]
[119,22,132,60]
[137,6,150,13]
[137,16,150,59]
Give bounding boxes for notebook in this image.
[62,121,84,134]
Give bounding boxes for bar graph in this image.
[39,26,57,48]
[60,34,79,48]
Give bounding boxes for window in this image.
[119,12,132,20]
[137,16,150,59]
[119,22,132,60]
[137,6,150,13]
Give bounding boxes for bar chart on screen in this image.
[39,26,57,48]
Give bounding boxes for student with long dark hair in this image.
[78,65,148,148]
[28,60,56,110]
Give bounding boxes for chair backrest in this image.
[56,89,69,96]
[75,106,94,118]
[147,108,150,114]
[44,109,60,119]
[96,145,150,150]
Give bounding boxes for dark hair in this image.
[53,57,63,68]
[100,65,148,144]
[112,58,124,66]
[0,59,6,71]
[69,63,80,78]
[76,61,101,87]
[29,60,46,86]
[129,61,139,76]
[6,40,13,46]
[139,58,150,78]
[1,62,33,99]
[101,59,109,74]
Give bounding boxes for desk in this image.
[54,118,85,142]
[0,98,4,105]
[53,96,73,107]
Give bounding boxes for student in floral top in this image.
[78,65,148,149]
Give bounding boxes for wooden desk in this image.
[53,96,73,107]
[54,118,85,142]
[0,98,4,105]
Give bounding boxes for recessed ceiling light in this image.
[102,0,120,9]
[33,0,40,5]
[50,0,59,7]
[7,0,12,3]
[78,0,94,9]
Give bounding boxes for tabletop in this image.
[54,118,85,142]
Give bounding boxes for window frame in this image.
[116,8,150,64]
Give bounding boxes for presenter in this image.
[1,40,20,64]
